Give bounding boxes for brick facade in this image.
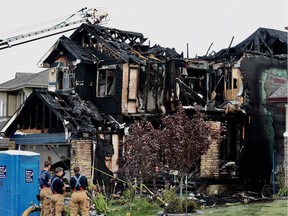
[71,140,92,182]
[0,139,15,150]
[200,121,221,178]
[8,141,16,150]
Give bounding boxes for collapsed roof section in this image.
[39,23,181,67]
[1,90,117,139]
[203,27,287,60]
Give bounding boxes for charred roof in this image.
[201,27,288,60]
[40,23,181,67]
[1,90,118,138]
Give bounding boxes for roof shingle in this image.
[0,69,49,91]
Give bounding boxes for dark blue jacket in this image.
[70,173,88,190]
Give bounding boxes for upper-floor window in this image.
[0,100,6,116]
[17,91,26,108]
[96,68,116,97]
[56,67,75,91]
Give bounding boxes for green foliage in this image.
[106,194,161,216]
[183,198,197,213]
[123,185,136,202]
[63,206,70,216]
[91,193,108,213]
[131,196,160,211]
[161,187,196,213]
[276,168,288,196]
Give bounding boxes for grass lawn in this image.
[105,198,287,216]
[106,207,161,216]
[105,197,162,216]
[201,199,288,216]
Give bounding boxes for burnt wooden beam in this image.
[49,109,52,130]
[144,64,150,111]
[42,103,45,130]
[35,101,38,129]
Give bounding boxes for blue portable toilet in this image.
[0,150,40,216]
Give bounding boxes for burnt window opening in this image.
[220,123,241,162]
[91,36,97,47]
[185,69,207,98]
[96,68,116,97]
[226,71,238,90]
[56,67,75,92]
[225,68,243,100]
[149,63,163,87]
[82,35,91,47]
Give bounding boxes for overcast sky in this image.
[0,0,286,83]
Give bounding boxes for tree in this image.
[122,105,220,196]
[122,119,162,183]
[158,106,215,196]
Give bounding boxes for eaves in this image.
[0,84,48,92]
[268,98,288,103]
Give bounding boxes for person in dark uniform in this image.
[50,167,66,216]
[39,160,52,216]
[69,166,89,216]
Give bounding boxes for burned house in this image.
[1,24,286,188]
[0,89,119,181]
[186,27,288,187]
[0,23,184,183]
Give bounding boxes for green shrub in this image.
[123,185,136,202]
[91,193,108,213]
[276,168,288,196]
[161,187,196,213]
[182,198,197,213]
[63,206,70,216]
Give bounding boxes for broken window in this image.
[96,68,116,97]
[185,69,207,99]
[225,68,243,100]
[226,70,238,89]
[56,67,75,91]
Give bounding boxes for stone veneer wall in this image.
[284,133,288,187]
[0,139,15,150]
[284,105,288,188]
[8,141,16,150]
[200,121,221,178]
[71,140,92,182]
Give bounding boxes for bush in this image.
[276,169,288,196]
[91,193,108,213]
[162,187,196,213]
[123,185,136,202]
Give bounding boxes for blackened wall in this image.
[239,54,287,186]
[75,63,122,115]
[93,65,122,115]
[75,64,97,101]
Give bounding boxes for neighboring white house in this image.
[0,70,48,151]
[0,70,48,118]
